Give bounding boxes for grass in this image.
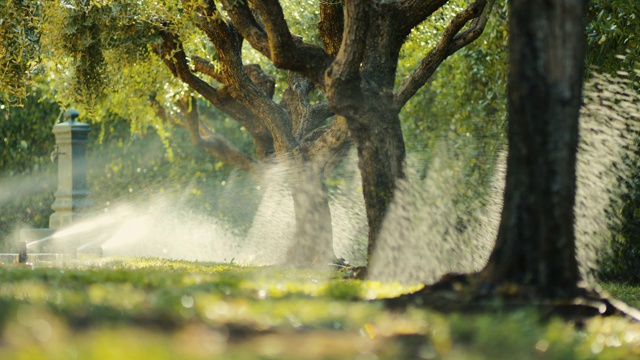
[601,283,640,309]
[1,258,640,359]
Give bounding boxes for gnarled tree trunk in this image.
[347,97,406,260]
[287,116,351,265]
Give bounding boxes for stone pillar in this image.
[49,109,91,229]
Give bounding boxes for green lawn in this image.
[1,258,639,359]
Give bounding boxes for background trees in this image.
[0,0,497,265]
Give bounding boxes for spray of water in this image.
[0,172,55,204]
[26,153,368,266]
[368,146,503,284]
[6,73,639,281]
[369,72,640,285]
[220,156,367,265]
[575,73,640,282]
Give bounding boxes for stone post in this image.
[49,109,91,229]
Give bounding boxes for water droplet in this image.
[181,295,194,308]
[535,339,549,352]
[598,303,607,314]
[32,318,52,342]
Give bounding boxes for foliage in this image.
[586,0,640,89]
[0,93,60,242]
[587,0,640,283]
[0,0,41,105]
[0,91,60,173]
[398,1,508,227]
[1,259,640,359]
[38,0,161,112]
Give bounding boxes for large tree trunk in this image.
[348,95,406,260]
[481,0,588,298]
[325,2,407,262]
[285,118,351,266]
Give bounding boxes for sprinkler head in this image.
[18,241,27,263]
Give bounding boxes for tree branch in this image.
[325,0,370,117]
[192,55,224,83]
[192,56,276,99]
[397,0,449,36]
[157,30,224,107]
[281,71,313,134]
[178,96,258,174]
[185,0,243,70]
[156,30,275,157]
[244,64,276,99]
[151,95,257,174]
[230,0,332,88]
[394,0,495,110]
[248,0,297,63]
[185,0,296,153]
[221,0,272,58]
[318,0,344,58]
[450,0,495,52]
[281,71,335,140]
[303,102,334,136]
[303,116,351,169]
[189,1,277,106]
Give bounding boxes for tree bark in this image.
[347,96,406,260]
[287,152,336,266]
[481,0,588,298]
[286,116,351,265]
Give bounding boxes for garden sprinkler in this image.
[18,241,27,264]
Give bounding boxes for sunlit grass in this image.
[602,283,640,309]
[1,258,640,359]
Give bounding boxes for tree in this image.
[2,0,496,266]
[158,0,497,263]
[479,0,587,298]
[390,0,640,318]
